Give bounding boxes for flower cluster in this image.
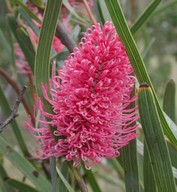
[26,22,138,169]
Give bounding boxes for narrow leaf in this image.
[153,1,177,16]
[18,7,39,36]
[138,84,176,192]
[56,166,74,192]
[0,136,52,192]
[97,0,111,24]
[120,89,140,192]
[50,157,59,192]
[143,141,157,192]
[29,0,44,9]
[107,159,124,180]
[131,0,162,34]
[5,178,38,192]
[163,79,176,123]
[7,15,35,73]
[83,166,102,192]
[121,140,140,192]
[35,0,62,98]
[0,165,15,192]
[58,162,70,192]
[62,0,87,23]
[10,0,41,24]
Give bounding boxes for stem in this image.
[56,22,76,53]
[68,163,88,192]
[28,73,35,103]
[0,68,34,125]
[0,86,27,132]
[82,0,97,25]
[5,0,13,13]
[131,0,136,23]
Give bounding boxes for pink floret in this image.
[25,22,139,169]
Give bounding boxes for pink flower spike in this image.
[26,22,139,169]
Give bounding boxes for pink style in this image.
[25,22,139,169]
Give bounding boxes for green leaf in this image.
[120,89,140,192]
[5,178,38,192]
[137,139,177,179]
[71,25,81,42]
[95,172,125,190]
[0,85,29,156]
[163,79,176,123]
[29,0,44,9]
[107,158,124,180]
[35,0,62,99]
[58,162,70,192]
[83,167,102,192]
[56,166,74,192]
[97,0,111,24]
[10,0,42,24]
[7,15,35,73]
[0,0,16,70]
[18,7,56,58]
[164,113,177,139]
[18,7,39,36]
[0,136,52,192]
[142,38,156,60]
[92,0,103,25]
[0,165,15,192]
[121,140,140,192]
[153,0,177,17]
[104,0,177,149]
[138,84,176,192]
[62,0,87,23]
[130,0,162,34]
[50,157,59,192]
[143,141,157,192]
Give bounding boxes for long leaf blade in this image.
[34,0,62,98]
[50,157,59,192]
[0,136,52,192]
[5,178,38,192]
[163,79,176,123]
[83,167,102,192]
[56,166,74,192]
[130,0,162,34]
[7,15,35,73]
[143,141,157,192]
[138,84,176,192]
[121,140,140,192]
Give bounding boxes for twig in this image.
[56,22,76,53]
[82,0,96,25]
[0,86,27,133]
[0,68,34,124]
[5,0,13,13]
[131,0,136,23]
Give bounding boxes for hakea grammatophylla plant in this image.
[25,22,139,169]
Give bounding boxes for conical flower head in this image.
[26,22,139,169]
